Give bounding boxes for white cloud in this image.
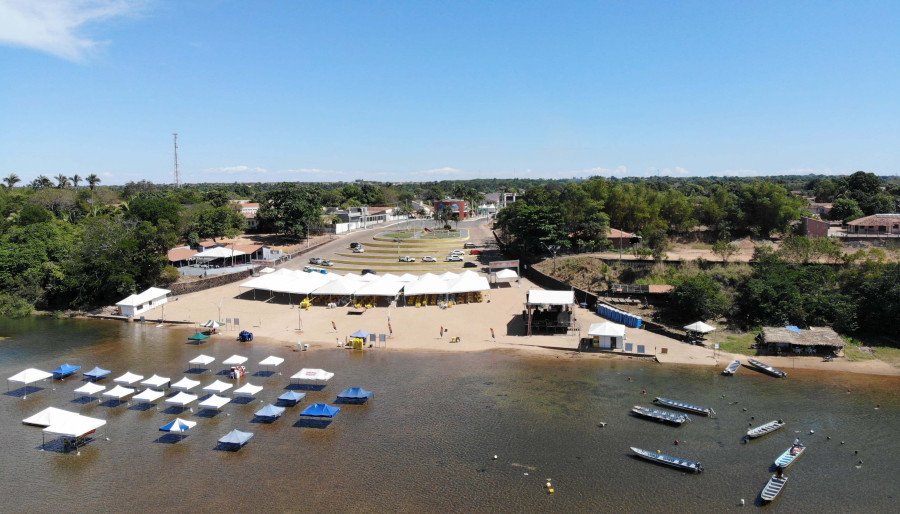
[419,166,464,176]
[0,0,145,62]
[283,168,345,176]
[205,165,267,175]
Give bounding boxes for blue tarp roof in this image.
[785,325,801,333]
[278,391,306,402]
[350,330,370,339]
[255,404,286,418]
[337,387,373,399]
[84,366,111,379]
[53,363,81,376]
[159,418,194,433]
[300,403,341,418]
[219,429,254,445]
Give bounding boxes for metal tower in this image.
[173,132,180,187]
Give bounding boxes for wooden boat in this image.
[722,359,740,375]
[653,397,715,416]
[774,440,806,468]
[747,358,787,378]
[760,474,788,502]
[631,405,690,425]
[747,419,785,439]
[630,447,703,473]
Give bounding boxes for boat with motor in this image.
[723,359,740,375]
[653,397,715,416]
[631,405,690,425]
[630,447,703,473]
[760,473,788,502]
[747,358,787,378]
[774,439,806,468]
[747,419,786,439]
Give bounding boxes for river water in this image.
[0,317,897,513]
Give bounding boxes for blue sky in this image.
[1,0,898,184]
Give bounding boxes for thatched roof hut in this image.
[759,326,844,353]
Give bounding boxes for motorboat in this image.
[747,419,786,439]
[653,397,714,416]
[630,447,703,473]
[760,474,788,502]
[747,358,787,378]
[774,439,806,468]
[723,359,740,375]
[631,405,690,425]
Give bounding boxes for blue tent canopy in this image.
[300,403,341,418]
[53,363,81,377]
[337,387,373,400]
[159,418,196,433]
[219,429,254,446]
[350,330,370,339]
[278,391,306,404]
[255,404,286,418]
[84,366,111,380]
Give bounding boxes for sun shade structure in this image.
[171,377,201,391]
[218,429,254,449]
[23,407,81,427]
[52,363,81,378]
[42,415,106,451]
[73,382,106,400]
[188,332,210,341]
[159,418,196,435]
[259,356,284,367]
[277,391,306,405]
[198,394,231,410]
[684,321,716,334]
[336,387,374,402]
[195,246,246,260]
[189,354,215,366]
[234,383,263,397]
[527,289,575,306]
[300,403,341,418]
[201,320,221,329]
[588,322,626,337]
[350,330,370,339]
[141,375,171,389]
[254,404,285,419]
[83,366,111,381]
[203,380,233,393]
[113,372,144,385]
[222,355,248,365]
[494,268,518,280]
[165,392,198,407]
[291,368,335,382]
[133,388,165,404]
[103,385,136,401]
[8,368,53,386]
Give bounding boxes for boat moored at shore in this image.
[747,358,787,378]
[723,359,740,375]
[630,447,703,473]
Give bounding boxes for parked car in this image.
[463,261,478,268]
[361,269,376,275]
[470,249,482,255]
[450,250,465,256]
[422,256,437,263]
[321,260,333,266]
[463,242,477,248]
[353,246,365,253]
[309,257,324,264]
[399,256,416,262]
[349,242,362,249]
[446,255,463,262]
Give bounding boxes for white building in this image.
[587,321,626,350]
[116,287,171,318]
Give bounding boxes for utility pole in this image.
[173,133,180,187]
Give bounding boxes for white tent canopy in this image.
[171,377,200,391]
[203,380,233,393]
[494,268,518,280]
[141,375,170,389]
[201,320,221,329]
[43,415,106,438]
[313,276,365,296]
[588,322,626,337]
[684,321,716,334]
[398,273,418,282]
[115,287,171,308]
[446,273,490,294]
[189,354,215,366]
[355,275,405,297]
[113,372,144,385]
[195,246,245,260]
[404,274,448,295]
[133,389,165,403]
[527,290,575,306]
[74,382,106,397]
[234,383,263,397]
[165,392,198,407]
[8,368,52,385]
[23,407,81,427]
[259,356,284,367]
[222,355,248,366]
[103,385,136,400]
[291,368,335,381]
[198,394,231,410]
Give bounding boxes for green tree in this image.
[191,205,245,241]
[3,173,20,188]
[712,240,738,263]
[70,174,82,189]
[666,274,731,322]
[128,193,183,228]
[55,174,69,188]
[737,181,805,236]
[829,197,864,222]
[256,186,322,238]
[31,175,53,189]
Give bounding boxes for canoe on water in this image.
[631,405,691,425]
[761,474,788,502]
[630,447,704,473]
[747,419,786,439]
[653,397,715,416]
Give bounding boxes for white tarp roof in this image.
[195,246,245,259]
[74,382,106,396]
[141,375,170,388]
[23,407,81,427]
[171,377,200,391]
[312,276,365,296]
[189,354,215,366]
[234,383,263,397]
[203,380,233,393]
[259,356,284,367]
[116,287,171,307]
[291,368,334,381]
[240,268,335,295]
[198,394,231,410]
[133,389,165,403]
[113,372,144,385]
[201,320,221,328]
[260,267,276,273]
[398,273,418,282]
[404,274,448,295]
[103,385,136,399]
[355,275,405,297]
[527,290,575,306]
[588,322,626,337]
[8,368,52,384]
[495,268,518,279]
[222,355,248,365]
[43,415,106,438]
[439,272,460,281]
[684,321,716,334]
[446,273,490,294]
[165,392,198,406]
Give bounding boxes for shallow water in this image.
[0,317,897,513]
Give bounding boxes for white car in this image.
[422,256,437,263]
[446,255,463,262]
[399,256,416,262]
[450,250,465,256]
[352,246,365,253]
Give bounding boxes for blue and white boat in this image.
[723,359,740,375]
[774,439,806,468]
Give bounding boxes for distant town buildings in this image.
[232,200,260,229]
[845,213,900,236]
[800,216,830,238]
[433,199,468,220]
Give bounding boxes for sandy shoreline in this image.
[118,274,900,378]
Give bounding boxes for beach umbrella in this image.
[159,418,197,442]
[201,320,221,329]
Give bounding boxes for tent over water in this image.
[171,377,200,391]
[188,332,209,341]
[53,363,81,378]
[133,389,165,404]
[300,403,341,418]
[291,368,335,382]
[259,356,284,368]
[255,404,286,419]
[199,394,231,410]
[160,418,196,433]
[277,391,306,404]
[234,383,263,397]
[189,354,215,366]
[73,382,106,399]
[165,392,198,407]
[23,407,81,427]
[8,368,52,386]
[83,366,111,381]
[114,372,144,385]
[43,415,105,443]
[203,380,233,393]
[103,385,136,400]
[336,387,373,401]
[141,375,170,389]
[218,429,254,448]
[222,355,248,366]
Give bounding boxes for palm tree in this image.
[3,173,20,188]
[55,174,69,188]
[31,175,53,189]
[86,173,101,215]
[70,174,82,189]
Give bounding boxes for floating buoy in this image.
[674,440,679,445]
[524,472,529,476]
[548,487,555,494]
[740,499,745,506]
[809,429,815,434]
[742,408,747,412]
[827,436,831,440]
[493,455,498,460]
[599,422,607,427]
[841,441,845,445]
[546,481,552,488]
[854,450,859,454]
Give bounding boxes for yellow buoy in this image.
[548,487,555,494]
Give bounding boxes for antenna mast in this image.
[173,132,180,187]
